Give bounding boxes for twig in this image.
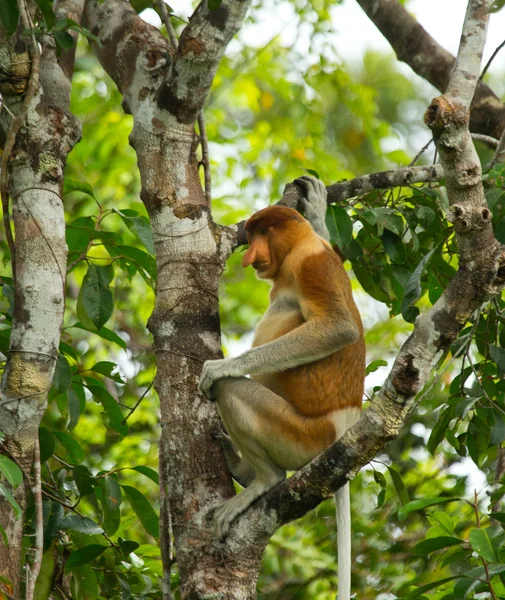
[156,0,211,203]
[479,38,505,81]
[197,112,211,202]
[122,381,154,424]
[41,488,120,550]
[408,138,434,167]
[26,439,43,600]
[1,0,41,282]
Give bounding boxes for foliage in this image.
[1,1,505,599]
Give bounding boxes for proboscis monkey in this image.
[199,176,365,600]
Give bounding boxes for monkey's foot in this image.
[213,495,247,539]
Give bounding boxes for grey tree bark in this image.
[0,0,83,594]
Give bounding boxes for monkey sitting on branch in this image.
[199,176,365,600]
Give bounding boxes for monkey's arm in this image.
[295,176,330,241]
[199,308,358,398]
[199,252,359,399]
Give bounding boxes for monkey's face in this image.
[242,230,277,279]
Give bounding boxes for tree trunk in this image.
[0,1,82,593]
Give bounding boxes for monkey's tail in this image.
[335,483,351,600]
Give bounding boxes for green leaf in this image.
[373,207,404,236]
[427,405,454,455]
[122,485,159,538]
[35,0,55,28]
[71,564,99,600]
[53,431,85,464]
[119,540,140,557]
[101,476,122,536]
[52,354,72,394]
[303,168,320,179]
[429,511,454,535]
[326,206,353,250]
[387,466,409,506]
[88,385,128,436]
[453,574,486,598]
[53,30,75,50]
[89,361,124,383]
[469,528,497,563]
[398,497,460,521]
[115,209,154,254]
[70,323,127,350]
[65,545,107,572]
[404,577,460,600]
[491,413,505,445]
[65,184,95,204]
[490,345,505,377]
[108,245,156,280]
[73,466,95,497]
[414,536,463,555]
[401,249,436,323]
[0,0,20,36]
[353,263,390,304]
[43,501,64,551]
[366,359,388,375]
[382,229,406,264]
[60,515,103,535]
[132,466,159,485]
[39,427,55,462]
[0,455,23,489]
[68,387,84,431]
[77,264,114,331]
[0,482,22,518]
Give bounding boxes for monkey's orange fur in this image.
[246,206,365,435]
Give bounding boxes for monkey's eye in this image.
[260,227,269,235]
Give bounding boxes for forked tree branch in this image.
[224,0,505,548]
[230,164,444,247]
[355,0,505,139]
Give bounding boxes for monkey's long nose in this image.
[242,246,256,268]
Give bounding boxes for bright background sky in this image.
[152,0,505,83]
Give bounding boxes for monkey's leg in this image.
[213,428,255,488]
[212,377,329,538]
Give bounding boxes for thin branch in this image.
[356,0,505,139]
[447,0,494,111]
[408,138,433,167]
[1,0,41,281]
[471,133,500,148]
[487,127,505,169]
[156,0,178,49]
[230,164,445,248]
[122,381,154,424]
[197,112,211,203]
[479,38,505,81]
[25,439,43,600]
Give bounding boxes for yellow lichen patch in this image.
[5,356,50,397]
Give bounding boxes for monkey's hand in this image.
[198,358,238,401]
[294,175,329,240]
